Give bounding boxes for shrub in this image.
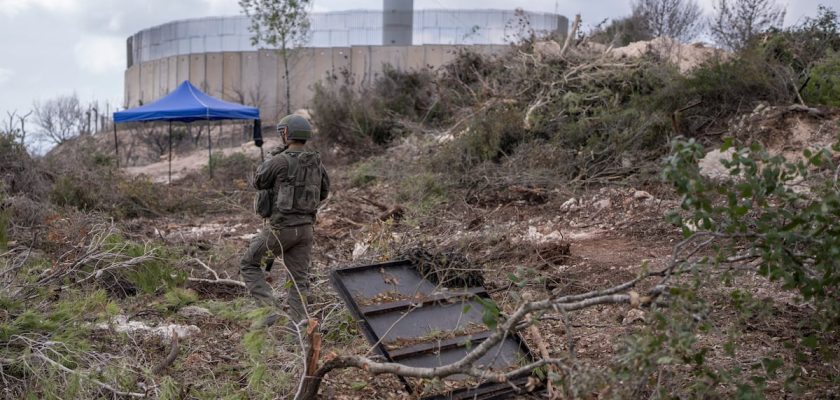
[349,159,380,188]
[434,105,525,173]
[803,51,840,107]
[664,136,840,326]
[311,65,446,155]
[651,51,794,135]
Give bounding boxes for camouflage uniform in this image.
[240,147,330,323]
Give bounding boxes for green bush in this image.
[311,65,446,154]
[651,52,794,135]
[803,51,840,107]
[435,105,525,173]
[664,136,840,326]
[349,159,379,188]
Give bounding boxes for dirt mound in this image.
[610,37,727,73]
[700,105,840,182]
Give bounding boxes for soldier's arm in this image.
[253,155,287,190]
[319,164,330,201]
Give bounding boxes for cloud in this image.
[74,34,124,74]
[0,67,12,85]
[0,0,78,16]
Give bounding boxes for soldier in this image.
[240,114,330,329]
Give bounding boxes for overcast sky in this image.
[0,0,828,123]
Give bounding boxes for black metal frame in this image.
[329,259,539,399]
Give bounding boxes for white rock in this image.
[559,197,578,212]
[633,190,653,200]
[95,315,200,343]
[178,305,212,319]
[593,198,612,210]
[352,242,369,260]
[698,148,737,182]
[622,309,646,325]
[523,226,565,244]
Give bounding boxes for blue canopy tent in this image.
[112,80,262,182]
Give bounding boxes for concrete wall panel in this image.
[288,48,316,112]
[140,62,154,105]
[257,50,279,122]
[167,56,178,93]
[312,48,332,85]
[241,52,260,106]
[222,52,242,102]
[205,52,224,98]
[350,46,371,88]
[407,46,426,69]
[177,55,190,86]
[424,45,445,68]
[189,54,206,89]
[331,47,352,80]
[126,44,514,119]
[124,65,141,108]
[150,61,160,100]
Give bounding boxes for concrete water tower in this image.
[383,0,413,45]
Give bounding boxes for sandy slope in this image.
[124,137,283,183]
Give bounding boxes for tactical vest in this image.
[274,151,323,214]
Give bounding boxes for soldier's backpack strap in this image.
[283,152,300,183]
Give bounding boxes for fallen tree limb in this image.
[299,290,658,399]
[152,332,179,375]
[560,14,581,58]
[188,258,246,288]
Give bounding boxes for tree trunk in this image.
[283,46,292,115]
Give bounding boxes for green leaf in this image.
[762,357,784,377]
[801,335,818,349]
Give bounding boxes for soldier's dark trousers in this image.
[240,224,313,323]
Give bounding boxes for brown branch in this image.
[528,325,555,397]
[560,14,581,58]
[152,332,179,375]
[299,290,655,398]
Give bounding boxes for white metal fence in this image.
[128,10,567,67]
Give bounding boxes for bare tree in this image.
[711,0,786,50]
[32,94,85,145]
[240,0,312,116]
[632,0,704,41]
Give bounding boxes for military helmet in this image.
[277,114,312,141]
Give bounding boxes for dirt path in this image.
[124,137,282,183]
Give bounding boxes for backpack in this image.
[275,151,323,214]
[254,189,274,218]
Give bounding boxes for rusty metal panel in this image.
[330,259,535,398]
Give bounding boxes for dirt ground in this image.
[105,106,840,398]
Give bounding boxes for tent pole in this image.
[208,120,213,179]
[168,121,172,184]
[113,123,119,169]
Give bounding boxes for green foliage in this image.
[311,66,445,153]
[103,234,185,294]
[652,51,794,135]
[163,288,199,310]
[0,203,8,251]
[240,0,311,50]
[395,172,446,211]
[760,5,840,76]
[803,51,840,107]
[159,376,182,400]
[589,14,653,46]
[662,136,840,389]
[349,159,380,188]
[435,105,524,173]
